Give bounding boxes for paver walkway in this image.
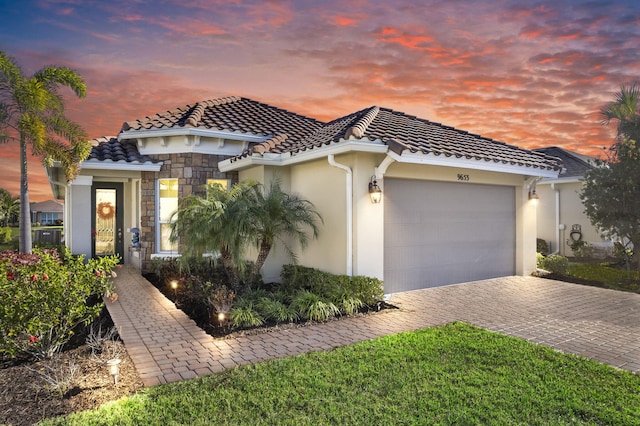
[106,267,640,387]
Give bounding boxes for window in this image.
[207,179,230,190]
[158,178,178,252]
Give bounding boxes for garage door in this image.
[384,179,515,293]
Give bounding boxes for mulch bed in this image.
[0,340,143,426]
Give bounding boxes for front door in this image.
[92,183,124,261]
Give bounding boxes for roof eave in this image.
[219,140,388,172]
[118,127,267,143]
[387,151,561,178]
[80,159,163,172]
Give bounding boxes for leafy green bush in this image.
[281,265,384,308]
[0,248,119,359]
[536,238,549,256]
[570,240,593,258]
[0,227,11,243]
[230,298,264,328]
[538,254,569,275]
[257,297,298,322]
[291,290,341,322]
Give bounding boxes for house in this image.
[533,146,611,257]
[46,97,562,293]
[30,200,64,225]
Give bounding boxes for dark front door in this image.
[92,182,124,261]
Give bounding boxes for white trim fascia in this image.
[386,150,561,178]
[219,140,389,171]
[119,128,267,143]
[80,160,163,172]
[538,176,583,184]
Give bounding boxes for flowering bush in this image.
[0,248,119,359]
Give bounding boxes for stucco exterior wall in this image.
[537,181,607,256]
[242,155,540,283]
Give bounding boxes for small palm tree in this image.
[247,180,322,283]
[0,188,19,227]
[599,83,640,159]
[170,181,257,291]
[0,51,91,253]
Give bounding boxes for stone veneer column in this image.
[138,153,238,271]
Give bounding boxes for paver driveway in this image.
[107,267,639,387]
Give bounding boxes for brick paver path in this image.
[107,267,639,387]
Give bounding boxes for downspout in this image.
[49,179,70,250]
[552,182,561,255]
[327,154,353,276]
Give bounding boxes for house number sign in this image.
[457,174,470,181]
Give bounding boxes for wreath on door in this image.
[97,202,115,220]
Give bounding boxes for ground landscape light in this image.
[369,176,382,204]
[105,358,121,385]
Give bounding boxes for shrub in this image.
[0,227,11,243]
[538,254,569,275]
[0,248,119,359]
[230,298,264,328]
[291,290,341,322]
[281,265,384,308]
[536,238,549,256]
[257,297,298,323]
[570,240,593,258]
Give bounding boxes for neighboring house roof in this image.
[533,146,596,179]
[230,104,563,174]
[30,200,63,213]
[120,96,324,141]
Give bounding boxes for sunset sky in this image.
[1,0,639,201]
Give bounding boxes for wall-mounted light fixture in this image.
[368,176,382,204]
[528,188,540,201]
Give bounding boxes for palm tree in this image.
[247,180,322,283]
[0,188,19,227]
[0,51,91,253]
[599,83,640,159]
[170,181,257,291]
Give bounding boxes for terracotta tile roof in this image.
[120,96,324,141]
[87,137,159,164]
[238,105,563,172]
[533,146,595,178]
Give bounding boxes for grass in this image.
[568,261,640,293]
[0,225,63,251]
[42,323,640,425]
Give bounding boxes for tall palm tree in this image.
[0,188,19,227]
[599,83,640,159]
[170,181,257,291]
[247,180,321,283]
[0,51,90,253]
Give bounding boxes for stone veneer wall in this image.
[139,153,238,271]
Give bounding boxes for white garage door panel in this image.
[384,179,515,293]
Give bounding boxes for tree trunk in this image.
[220,246,240,292]
[19,135,32,254]
[250,239,271,284]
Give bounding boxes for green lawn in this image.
[0,226,63,250]
[42,323,640,425]
[568,262,640,293]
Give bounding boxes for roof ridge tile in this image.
[344,106,380,139]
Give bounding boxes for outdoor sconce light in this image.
[105,358,121,385]
[369,176,382,204]
[528,188,540,201]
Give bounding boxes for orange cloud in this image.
[334,16,357,26]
